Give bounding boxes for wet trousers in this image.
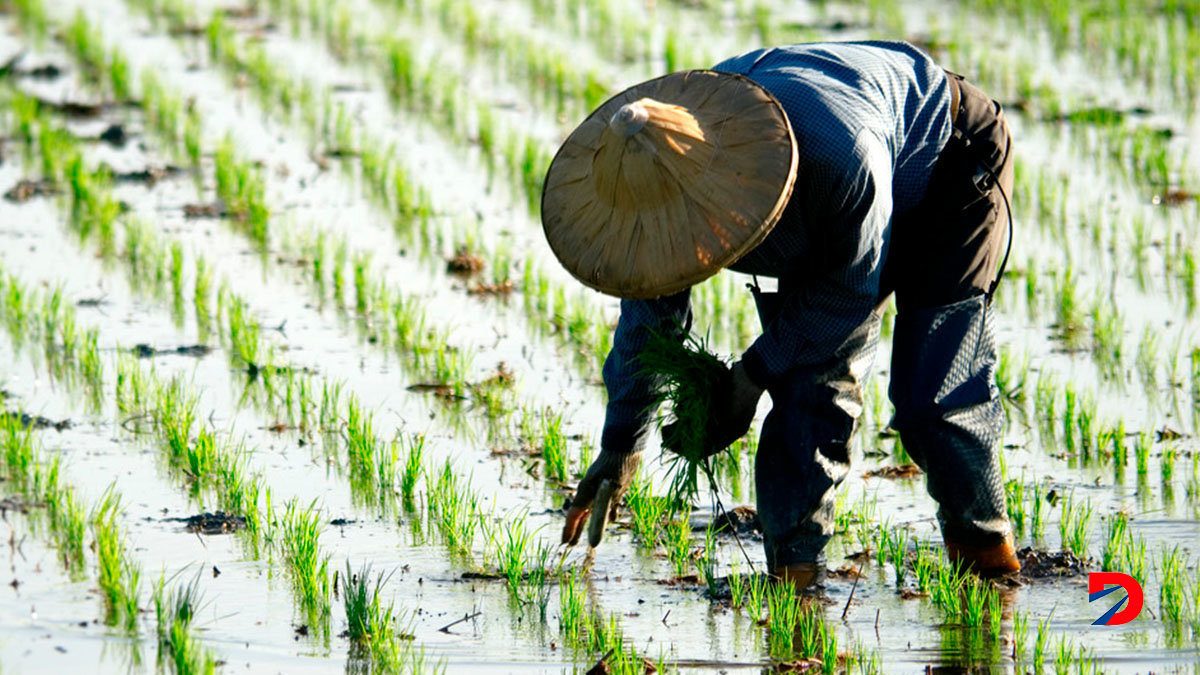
[754,74,1016,568]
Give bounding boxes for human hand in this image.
[662,360,763,459]
[561,450,641,546]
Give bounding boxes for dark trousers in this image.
[755,74,1015,568]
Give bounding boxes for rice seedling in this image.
[153,573,217,675]
[1137,325,1160,392]
[636,329,728,505]
[727,561,746,609]
[699,522,720,596]
[1102,511,1129,571]
[558,569,586,646]
[1052,266,1083,348]
[1032,613,1052,670]
[1155,545,1187,628]
[961,575,989,627]
[1053,636,1075,675]
[666,514,693,578]
[427,460,479,556]
[399,433,424,507]
[93,490,143,632]
[342,561,405,670]
[1030,481,1048,541]
[1058,495,1092,559]
[912,541,936,593]
[281,500,332,626]
[765,581,801,657]
[1161,441,1178,484]
[624,474,665,548]
[1135,432,1152,476]
[1012,610,1029,661]
[884,526,908,586]
[1005,479,1027,537]
[539,410,568,483]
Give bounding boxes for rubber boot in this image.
[946,534,1020,578]
[770,562,821,590]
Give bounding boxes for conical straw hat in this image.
[541,69,798,299]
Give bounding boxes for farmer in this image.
[542,41,1018,588]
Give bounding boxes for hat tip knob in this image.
[609,101,649,137]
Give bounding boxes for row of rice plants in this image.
[0,286,222,672]
[960,0,1200,108]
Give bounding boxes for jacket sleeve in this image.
[740,131,892,388]
[600,290,692,454]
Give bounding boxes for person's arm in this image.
[562,290,692,545]
[740,131,893,389]
[600,290,693,453]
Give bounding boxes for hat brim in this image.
[541,69,798,300]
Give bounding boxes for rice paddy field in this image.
[0,0,1198,672]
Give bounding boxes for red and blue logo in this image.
[1089,572,1143,626]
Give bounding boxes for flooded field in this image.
[0,0,1198,672]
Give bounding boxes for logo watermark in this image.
[1088,572,1143,626]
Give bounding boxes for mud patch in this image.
[165,511,247,534]
[446,246,484,275]
[863,462,922,479]
[2,410,71,431]
[1017,547,1090,579]
[692,505,761,537]
[132,343,213,358]
[4,178,57,202]
[110,164,186,185]
[0,495,44,515]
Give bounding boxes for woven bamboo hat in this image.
[541,69,798,299]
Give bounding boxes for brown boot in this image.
[946,535,1021,578]
[770,562,821,590]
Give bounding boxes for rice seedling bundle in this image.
[636,329,730,505]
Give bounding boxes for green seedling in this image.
[766,580,801,658]
[343,561,405,669]
[153,573,217,675]
[636,329,728,505]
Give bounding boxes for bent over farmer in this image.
[542,41,1019,587]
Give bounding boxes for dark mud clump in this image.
[446,246,484,275]
[110,164,186,185]
[183,202,228,218]
[1017,546,1089,579]
[691,505,762,538]
[4,178,57,202]
[863,462,922,479]
[167,511,246,534]
[133,343,214,358]
[2,410,71,431]
[0,495,44,516]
